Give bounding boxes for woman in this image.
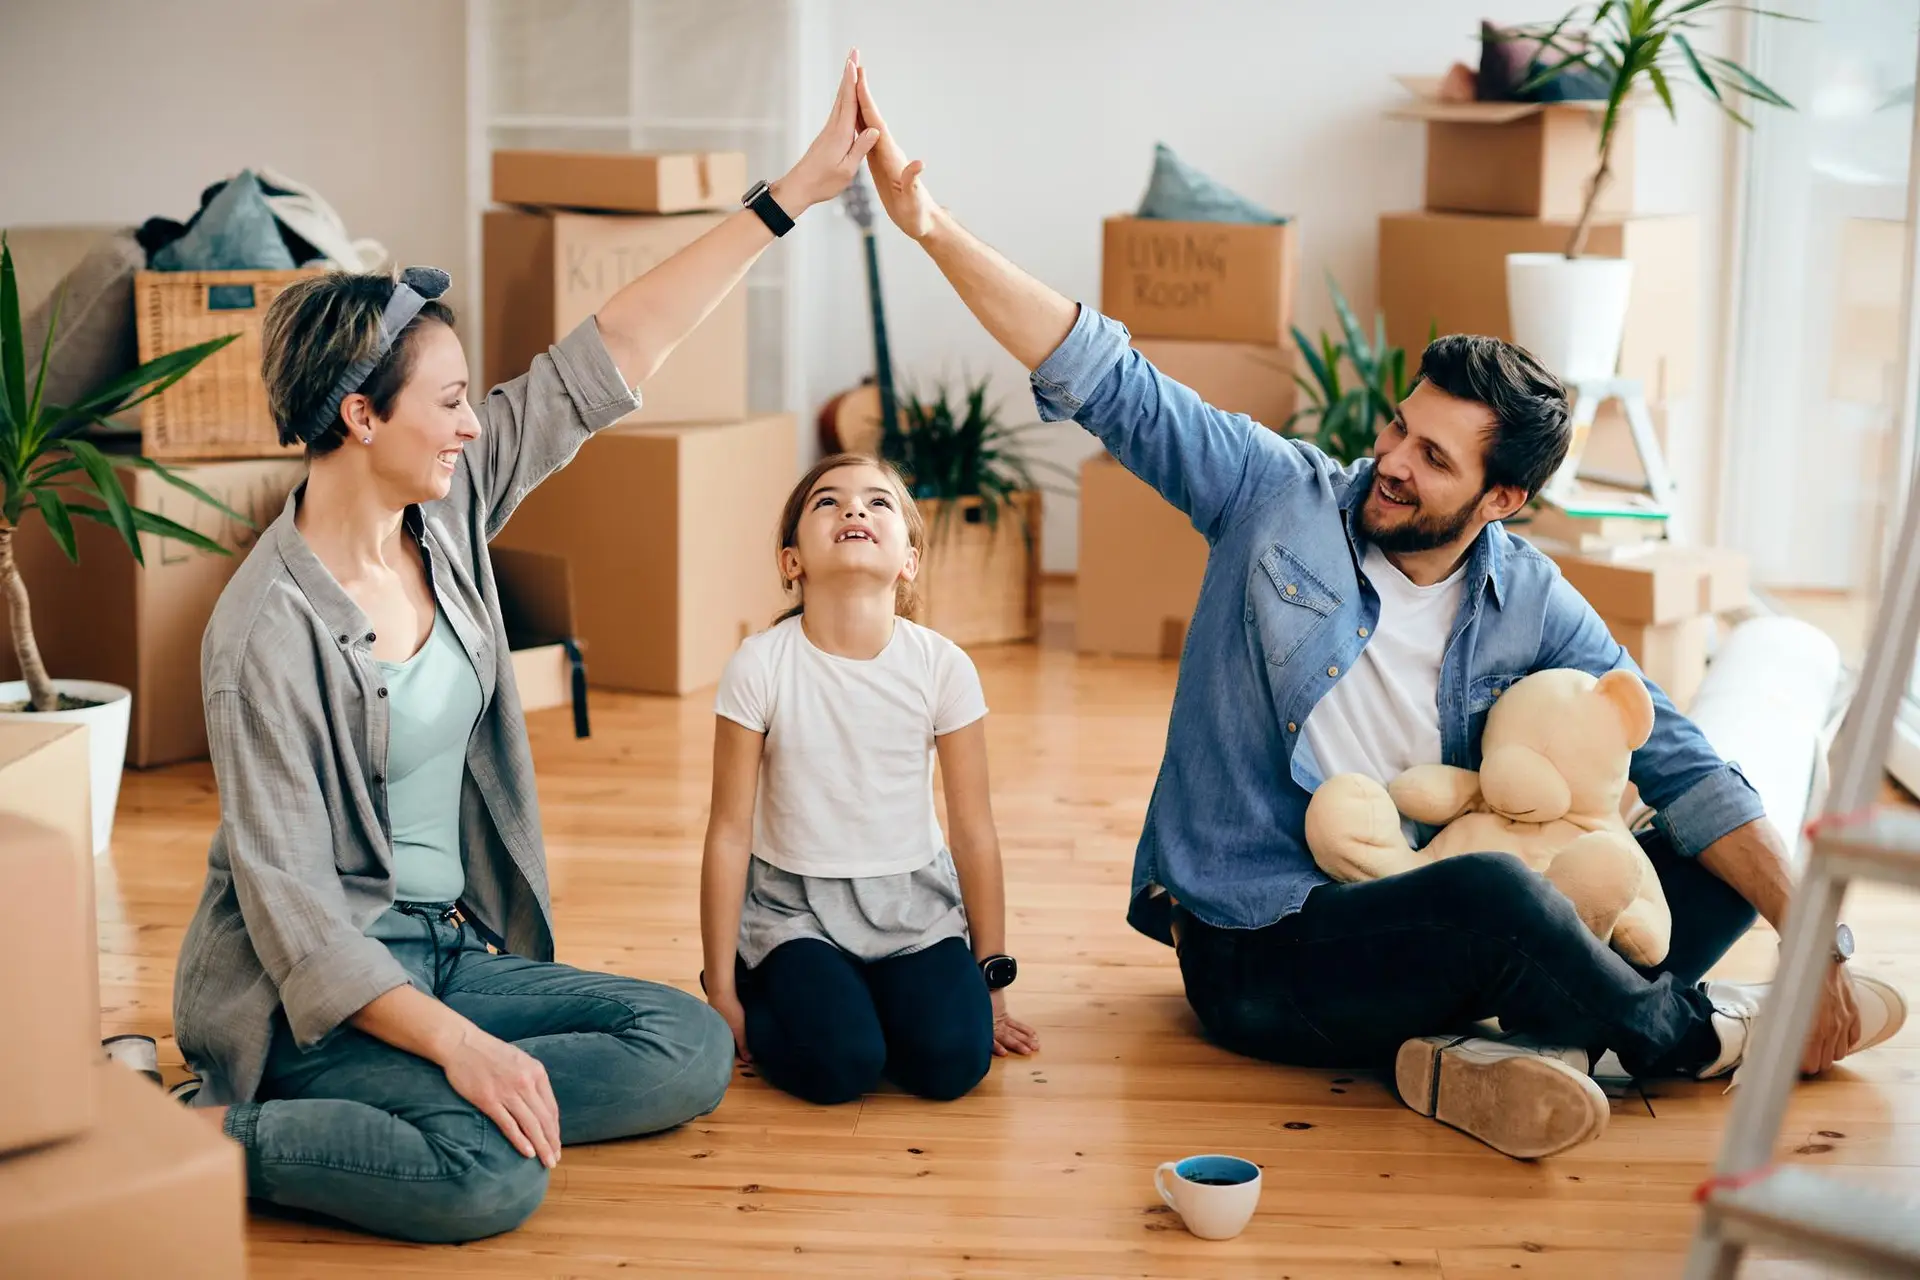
[171,52,880,1245]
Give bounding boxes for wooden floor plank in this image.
[96,584,1920,1276]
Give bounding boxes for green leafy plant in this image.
[1,232,248,713]
[1286,276,1427,466]
[880,375,1072,541]
[1510,0,1797,257]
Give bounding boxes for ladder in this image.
[1682,453,1920,1277]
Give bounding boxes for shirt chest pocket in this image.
[1464,670,1527,758]
[1249,544,1341,667]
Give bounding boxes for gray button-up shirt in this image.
[173,318,640,1104]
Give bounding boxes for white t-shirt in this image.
[714,614,989,878]
[1303,544,1466,789]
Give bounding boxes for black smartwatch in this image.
[979,954,1018,991]
[742,180,794,238]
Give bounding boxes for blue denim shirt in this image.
[1032,305,1765,946]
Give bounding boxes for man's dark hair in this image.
[1416,335,1571,500]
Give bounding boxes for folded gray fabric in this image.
[152,170,296,271]
[1136,143,1288,225]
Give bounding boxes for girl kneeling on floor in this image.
[699,453,1039,1104]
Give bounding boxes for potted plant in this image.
[0,233,245,853]
[880,375,1067,646]
[1502,0,1794,381]
[1288,275,1428,464]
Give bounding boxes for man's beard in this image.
[1359,472,1485,554]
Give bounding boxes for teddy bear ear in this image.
[1594,669,1656,750]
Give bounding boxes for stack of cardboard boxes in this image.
[1078,214,1300,658]
[1377,92,1700,492]
[1377,90,1747,705]
[0,721,245,1275]
[1545,544,1749,711]
[485,150,796,695]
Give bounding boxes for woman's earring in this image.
[362,435,373,445]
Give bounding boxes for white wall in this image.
[1,0,1735,573]
[0,0,467,308]
[802,0,1740,570]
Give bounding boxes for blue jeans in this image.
[224,905,733,1243]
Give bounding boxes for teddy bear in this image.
[1303,668,1672,967]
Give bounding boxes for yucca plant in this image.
[1286,276,1428,466]
[1,232,247,713]
[1509,0,1797,258]
[880,375,1071,543]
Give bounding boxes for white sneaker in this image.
[1395,1034,1609,1159]
[1698,973,1909,1080]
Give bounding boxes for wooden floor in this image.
[100,585,1920,1279]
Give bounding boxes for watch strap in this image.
[743,180,794,238]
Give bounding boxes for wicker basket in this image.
[134,269,322,460]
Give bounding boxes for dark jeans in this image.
[227,905,734,1243]
[742,936,993,1105]
[1175,832,1756,1078]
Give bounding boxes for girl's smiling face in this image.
[782,462,919,597]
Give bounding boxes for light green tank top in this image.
[380,609,483,903]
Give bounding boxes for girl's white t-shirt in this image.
[714,614,989,878]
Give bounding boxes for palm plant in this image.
[1286,276,1427,466]
[1,233,247,712]
[1509,0,1796,258]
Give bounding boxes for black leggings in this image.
[1176,830,1754,1078]
[741,936,993,1105]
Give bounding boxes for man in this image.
[851,66,1907,1159]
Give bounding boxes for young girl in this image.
[700,453,1039,1105]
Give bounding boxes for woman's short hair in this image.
[261,271,456,456]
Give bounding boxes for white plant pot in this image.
[0,680,131,856]
[1505,252,1634,383]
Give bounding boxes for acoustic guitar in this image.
[815,173,899,457]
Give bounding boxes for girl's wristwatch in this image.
[979,954,1018,991]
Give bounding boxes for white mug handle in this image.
[1154,1162,1182,1211]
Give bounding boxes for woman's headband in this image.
[289,265,452,446]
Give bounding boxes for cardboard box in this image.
[1392,100,1634,220]
[917,493,1041,647]
[493,546,583,724]
[484,209,747,426]
[0,1063,246,1278]
[1606,614,1713,711]
[1544,542,1749,626]
[0,458,302,767]
[0,723,98,1157]
[1102,216,1299,345]
[1379,211,1699,400]
[492,149,747,215]
[1131,338,1296,430]
[493,415,796,695]
[1077,455,1209,659]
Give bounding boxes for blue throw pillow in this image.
[1135,143,1288,225]
[152,170,297,271]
